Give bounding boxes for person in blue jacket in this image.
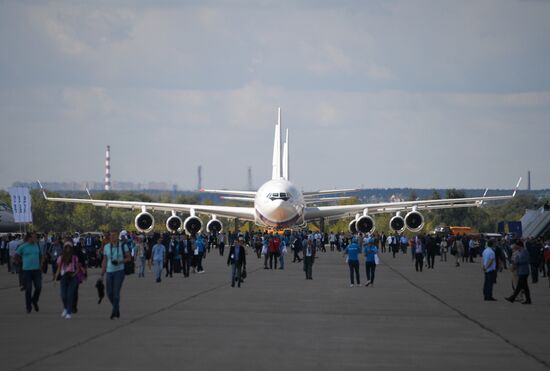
[195,235,206,273]
[344,236,360,287]
[364,237,378,286]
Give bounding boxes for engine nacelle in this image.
[405,211,424,232]
[135,212,155,233]
[348,220,357,234]
[166,215,183,233]
[184,216,203,235]
[389,215,406,233]
[356,215,375,234]
[206,219,223,233]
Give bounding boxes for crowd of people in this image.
[1,228,548,319]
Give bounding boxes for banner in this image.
[8,187,33,223]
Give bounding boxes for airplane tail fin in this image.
[272,108,282,180]
[282,128,289,180]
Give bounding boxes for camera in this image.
[112,259,119,265]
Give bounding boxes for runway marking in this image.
[11,266,262,371]
[381,257,550,369]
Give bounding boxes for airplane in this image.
[38,108,522,236]
[0,201,18,233]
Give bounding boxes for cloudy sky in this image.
[1,0,549,191]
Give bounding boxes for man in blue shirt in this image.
[151,238,166,283]
[195,235,206,273]
[101,231,131,319]
[344,237,360,287]
[364,237,378,287]
[14,232,44,313]
[482,240,497,301]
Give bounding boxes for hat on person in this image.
[119,230,128,239]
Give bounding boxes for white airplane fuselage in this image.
[254,179,305,229]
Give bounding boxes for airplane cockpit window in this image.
[267,192,290,201]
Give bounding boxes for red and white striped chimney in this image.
[105,145,111,191]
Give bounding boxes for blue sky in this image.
[1,0,549,191]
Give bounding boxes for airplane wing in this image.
[303,188,359,197]
[38,183,255,221]
[200,189,256,197]
[304,178,522,221]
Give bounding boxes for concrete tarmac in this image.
[0,248,549,371]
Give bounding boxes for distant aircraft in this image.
[38,108,522,235]
[0,201,18,233]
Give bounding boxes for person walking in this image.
[279,236,287,270]
[151,238,166,283]
[413,238,424,272]
[14,233,44,313]
[482,240,497,301]
[440,237,448,262]
[195,235,206,273]
[218,232,225,256]
[101,231,131,319]
[262,234,270,269]
[344,237,360,287]
[544,242,550,287]
[227,237,246,287]
[292,235,303,263]
[303,239,315,280]
[181,235,192,277]
[509,241,525,302]
[505,241,532,304]
[54,241,83,319]
[452,236,464,267]
[268,233,281,269]
[363,237,378,287]
[426,235,437,269]
[135,236,147,278]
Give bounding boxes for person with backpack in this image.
[54,241,83,319]
[101,231,131,319]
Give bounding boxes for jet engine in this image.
[389,214,406,233]
[166,215,183,233]
[405,210,424,232]
[206,219,223,233]
[135,212,155,233]
[184,216,203,235]
[355,215,375,234]
[348,220,357,234]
